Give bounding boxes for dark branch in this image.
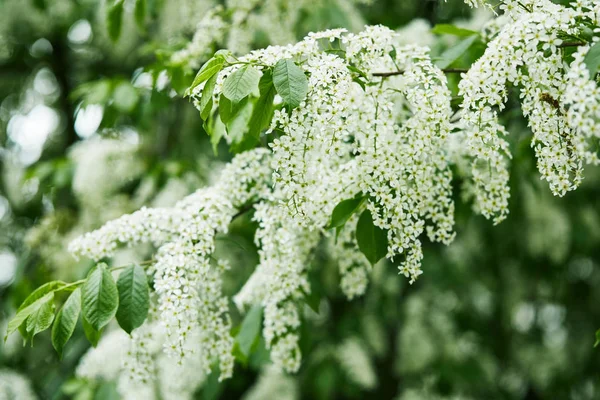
[372,41,586,78]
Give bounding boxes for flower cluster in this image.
[0,369,37,400]
[69,149,274,379]
[459,0,600,222]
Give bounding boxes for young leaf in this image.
[431,24,479,37]
[82,316,102,347]
[106,0,124,42]
[356,209,388,265]
[52,288,82,358]
[82,264,119,331]
[235,305,263,358]
[328,196,365,229]
[17,281,66,312]
[223,65,261,104]
[199,73,218,121]
[584,41,600,79]
[435,35,479,69]
[189,56,226,93]
[25,295,56,340]
[5,292,55,341]
[247,70,276,140]
[116,265,149,334]
[273,59,308,109]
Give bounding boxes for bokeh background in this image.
[0,0,599,399]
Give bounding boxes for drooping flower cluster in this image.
[459,0,600,222]
[69,149,272,379]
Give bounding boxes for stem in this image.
[372,42,585,78]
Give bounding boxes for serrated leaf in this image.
[189,56,225,94]
[134,0,146,31]
[116,265,149,334]
[235,305,263,358]
[584,41,600,79]
[223,65,261,104]
[82,316,102,347]
[328,196,365,229]
[431,24,479,37]
[5,292,55,341]
[199,73,217,121]
[356,209,388,266]
[52,288,82,358]
[106,0,124,42]
[247,70,276,141]
[435,35,479,69]
[273,59,308,109]
[82,264,119,331]
[25,294,55,340]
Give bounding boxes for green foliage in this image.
[51,288,82,358]
[82,317,102,348]
[134,0,147,32]
[247,71,277,143]
[189,55,226,95]
[584,41,600,78]
[272,59,308,109]
[356,209,388,265]
[25,294,55,342]
[235,305,263,361]
[82,264,119,331]
[328,196,365,230]
[223,65,261,104]
[106,0,125,42]
[435,35,479,69]
[115,265,149,334]
[431,24,479,37]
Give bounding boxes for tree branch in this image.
[373,41,586,78]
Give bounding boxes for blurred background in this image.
[0,0,599,399]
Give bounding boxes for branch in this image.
[373,68,467,77]
[372,41,586,78]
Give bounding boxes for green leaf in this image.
[435,35,479,69]
[82,316,102,347]
[328,196,365,229]
[189,56,226,94]
[303,290,321,314]
[52,288,82,358]
[134,0,146,31]
[219,95,249,125]
[431,24,479,37]
[116,265,149,334]
[5,292,55,341]
[356,209,388,265]
[25,294,55,340]
[18,281,66,312]
[82,264,119,331]
[199,73,218,121]
[223,65,261,104]
[112,82,139,113]
[584,41,600,79]
[106,0,124,42]
[273,59,308,109]
[247,70,276,141]
[595,329,600,348]
[235,305,263,358]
